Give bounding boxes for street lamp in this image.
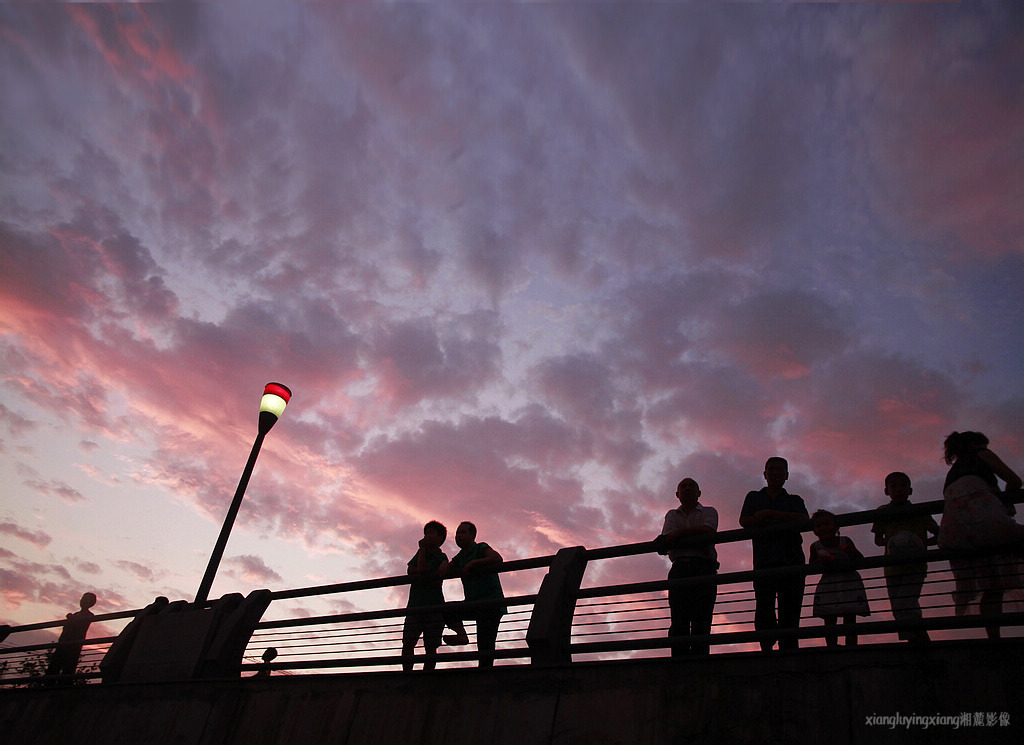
[194,382,292,606]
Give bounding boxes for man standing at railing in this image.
[740,457,809,652]
[402,521,449,672]
[45,591,96,682]
[440,521,507,668]
[655,478,720,656]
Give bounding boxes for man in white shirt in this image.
[656,478,719,656]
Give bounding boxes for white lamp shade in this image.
[259,382,292,419]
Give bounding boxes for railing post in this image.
[527,546,588,666]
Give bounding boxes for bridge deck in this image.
[2,638,1020,745]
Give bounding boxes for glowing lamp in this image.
[258,382,291,434]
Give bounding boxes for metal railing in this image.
[2,498,1021,686]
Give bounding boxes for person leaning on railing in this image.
[739,457,809,652]
[439,521,507,668]
[870,471,938,645]
[654,478,719,657]
[45,592,96,683]
[937,431,1024,640]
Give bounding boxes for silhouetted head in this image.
[262,647,278,663]
[675,478,701,510]
[943,431,989,465]
[79,592,97,610]
[455,521,477,549]
[763,457,789,490]
[884,472,912,503]
[423,520,447,548]
[811,509,838,540]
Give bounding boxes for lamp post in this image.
[194,382,292,606]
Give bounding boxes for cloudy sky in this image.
[2,1,1023,635]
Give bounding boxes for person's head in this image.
[675,478,701,510]
[455,521,477,549]
[884,472,913,503]
[262,647,278,663]
[811,509,838,540]
[79,592,97,610]
[422,520,447,548]
[943,431,989,465]
[763,457,789,490]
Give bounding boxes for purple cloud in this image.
[0,521,52,550]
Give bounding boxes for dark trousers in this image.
[402,611,444,671]
[668,558,718,657]
[474,611,503,668]
[445,609,504,668]
[885,571,929,642]
[752,570,805,651]
[45,645,82,681]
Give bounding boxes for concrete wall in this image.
[2,640,1021,745]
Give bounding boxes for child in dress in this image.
[809,510,870,647]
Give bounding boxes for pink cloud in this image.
[0,559,100,613]
[224,554,283,586]
[781,351,962,488]
[23,479,86,505]
[69,4,197,96]
[368,313,502,409]
[859,6,1024,259]
[0,521,52,550]
[709,290,849,381]
[532,354,651,480]
[0,557,120,618]
[113,560,157,584]
[0,404,37,438]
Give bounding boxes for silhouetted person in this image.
[253,647,278,677]
[440,521,507,668]
[402,520,448,671]
[870,472,938,644]
[740,457,809,651]
[45,592,96,681]
[809,510,869,647]
[938,431,1024,639]
[654,478,719,656]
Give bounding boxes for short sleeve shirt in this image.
[661,504,719,562]
[406,548,447,608]
[740,488,808,567]
[450,542,505,603]
[871,503,938,576]
[870,504,939,545]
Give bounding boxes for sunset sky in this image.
[2,2,1023,637]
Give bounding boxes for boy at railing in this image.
[870,472,938,644]
[402,521,449,672]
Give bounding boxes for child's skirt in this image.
[813,569,870,617]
